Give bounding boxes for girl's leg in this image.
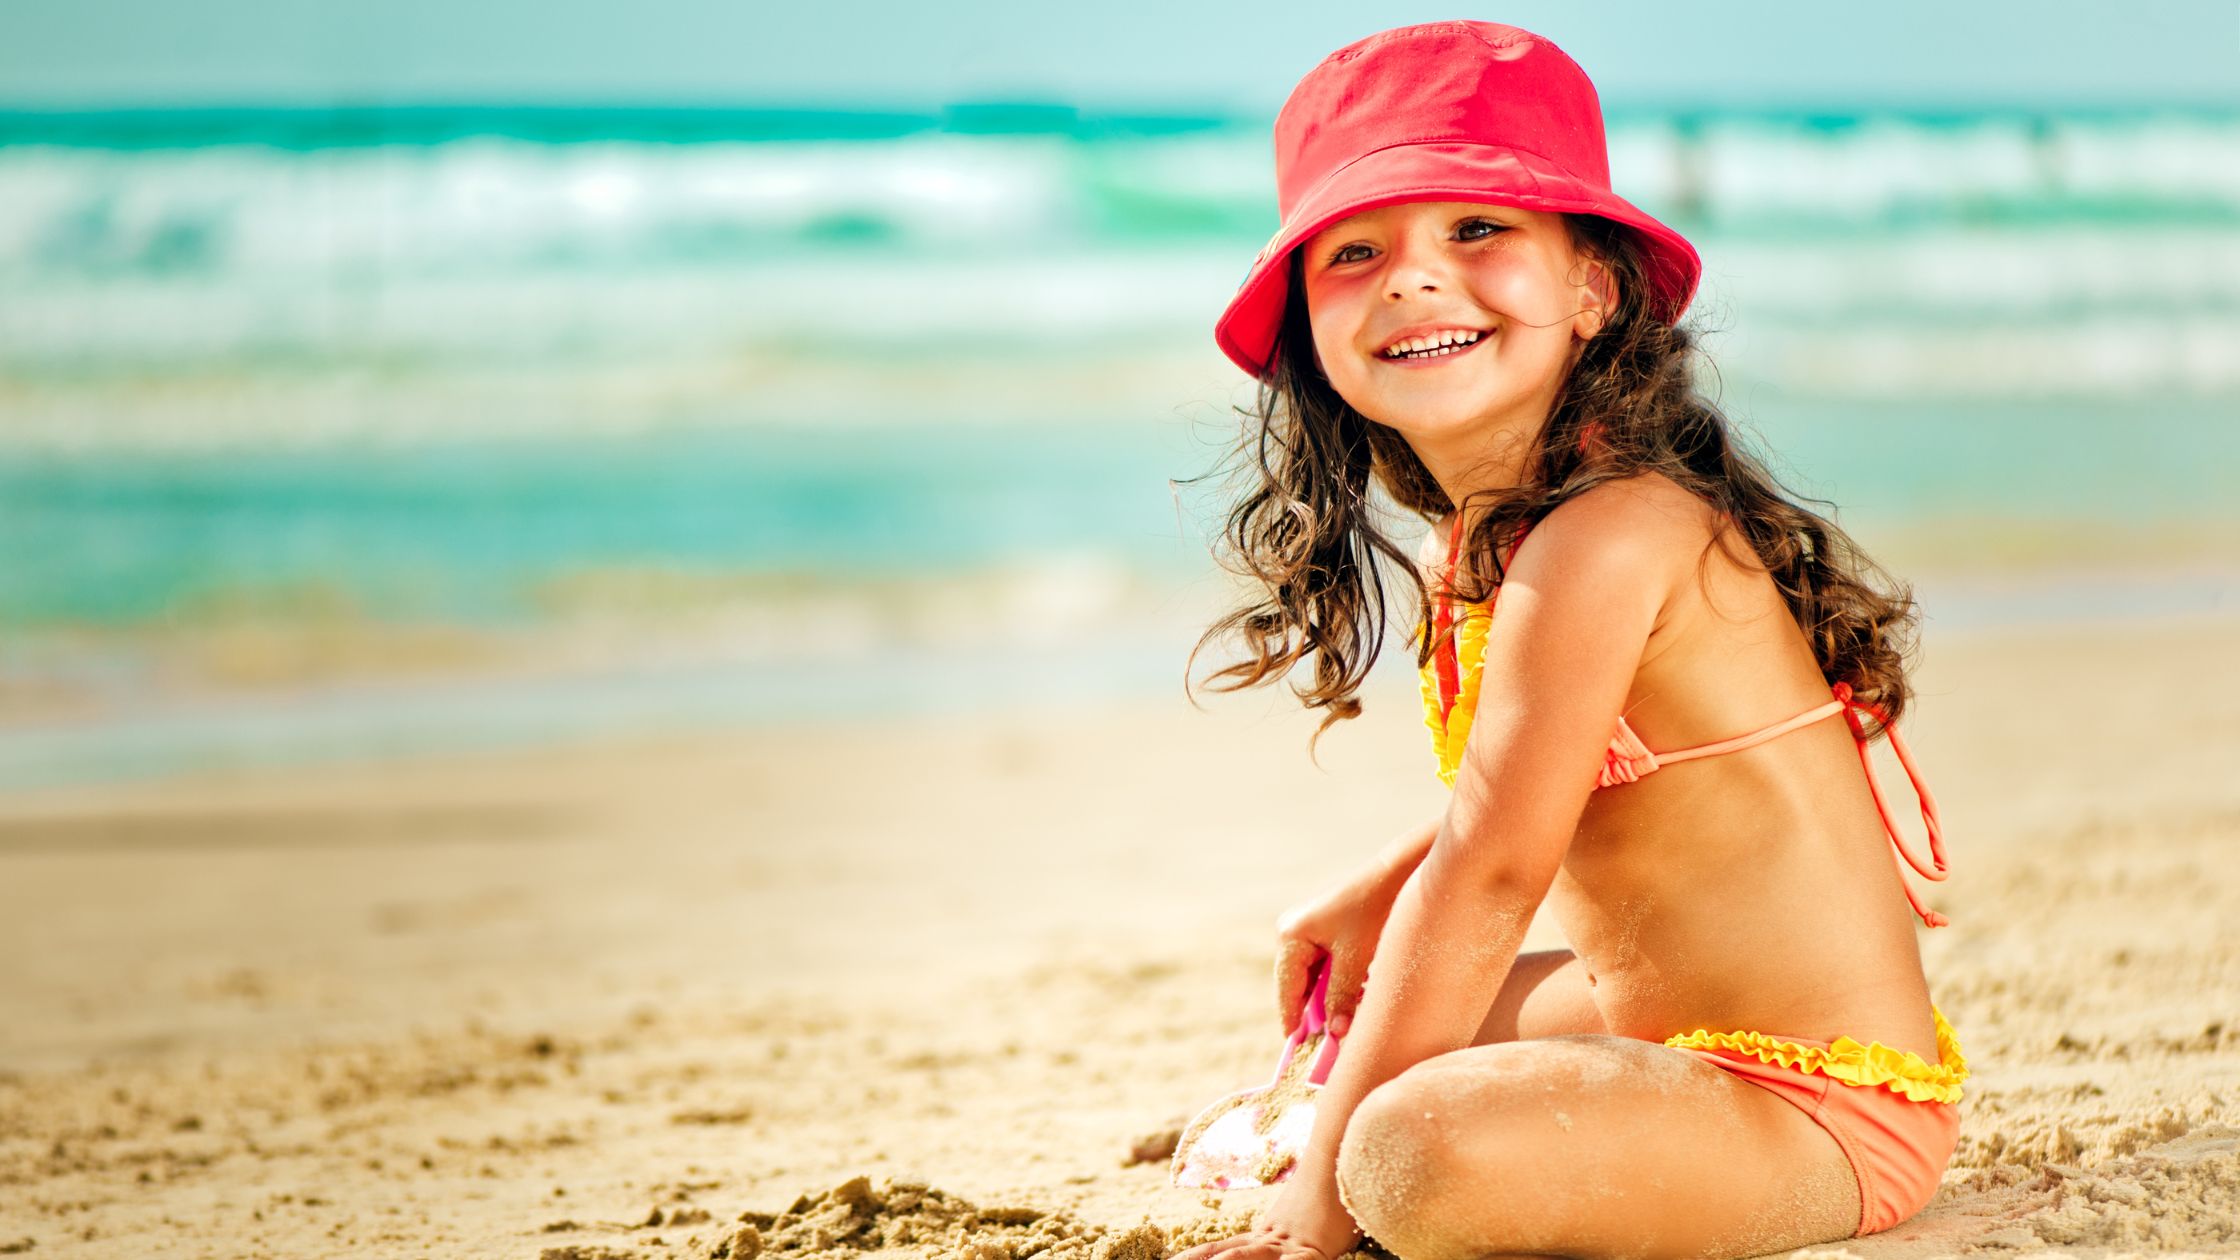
[1471,948,1606,1045]
[1334,1034,1861,1260]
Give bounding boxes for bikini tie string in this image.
[1833,682,1952,929]
[1598,722,1657,788]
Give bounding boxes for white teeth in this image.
[1384,329,1483,358]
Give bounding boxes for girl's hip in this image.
[1660,1005,1970,1238]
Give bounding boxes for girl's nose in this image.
[1383,230,1452,299]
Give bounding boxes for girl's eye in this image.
[1325,220,1505,266]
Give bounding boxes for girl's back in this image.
[1422,474,1940,1065]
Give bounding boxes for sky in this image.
[2,0,2237,113]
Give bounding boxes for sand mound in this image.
[2010,1124,2238,1249]
[710,1175,1184,1260]
[707,1175,1397,1260]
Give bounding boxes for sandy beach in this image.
[2,612,2236,1259]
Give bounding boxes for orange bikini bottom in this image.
[1662,1005,1969,1238]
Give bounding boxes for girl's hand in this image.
[1274,858,1408,1042]
[1172,1164,1365,1260]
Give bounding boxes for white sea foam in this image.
[1,114,2235,431]
[2,111,2235,273]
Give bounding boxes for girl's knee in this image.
[1335,1080,1423,1244]
[1334,1045,1618,1257]
[1335,1073,1484,1259]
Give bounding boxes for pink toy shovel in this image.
[1170,953,1345,1189]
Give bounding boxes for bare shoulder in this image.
[1419,475,1720,595]
[1520,472,1717,588]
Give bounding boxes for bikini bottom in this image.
[1662,1004,1969,1238]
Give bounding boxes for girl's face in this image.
[1299,201,1610,456]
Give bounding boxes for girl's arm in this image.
[1290,485,1684,1213]
[1316,814,1442,899]
[1275,814,1442,1039]
[1367,813,1440,886]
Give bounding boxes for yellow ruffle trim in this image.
[1416,603,1492,790]
[1663,1003,1971,1104]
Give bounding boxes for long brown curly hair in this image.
[1183,212,1918,753]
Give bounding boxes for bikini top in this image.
[1416,513,1953,928]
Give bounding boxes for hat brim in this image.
[1213,140,1702,381]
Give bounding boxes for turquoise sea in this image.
[2,104,2237,785]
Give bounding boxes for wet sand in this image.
[1,615,2235,1258]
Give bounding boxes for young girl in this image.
[1176,22,1964,1260]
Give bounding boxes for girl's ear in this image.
[1574,257,1616,341]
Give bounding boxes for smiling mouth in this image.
[1379,331,1489,365]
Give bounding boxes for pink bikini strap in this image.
[1649,699,1846,767]
[1831,682,1952,929]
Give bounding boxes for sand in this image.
[1,614,2236,1258]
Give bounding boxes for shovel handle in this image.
[1271,952,1343,1088]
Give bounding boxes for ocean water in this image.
[0,422,1214,625]
[1,104,2236,784]
[4,105,2238,399]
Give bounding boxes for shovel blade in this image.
[1170,953,1345,1190]
[1170,1082,1321,1189]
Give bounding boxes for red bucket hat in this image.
[1215,21,1702,382]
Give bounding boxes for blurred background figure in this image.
[0,1,2236,788]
